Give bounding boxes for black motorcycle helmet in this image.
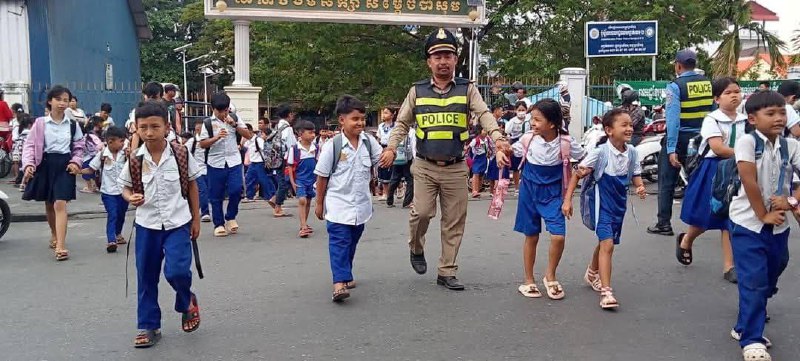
[620,88,639,106]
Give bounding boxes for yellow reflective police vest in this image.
[674,73,713,129]
[412,78,470,160]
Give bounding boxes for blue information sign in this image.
[585,21,658,58]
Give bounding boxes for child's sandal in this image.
[584,266,602,292]
[133,329,161,348]
[55,249,69,261]
[599,287,619,310]
[731,329,772,348]
[742,343,771,361]
[116,235,127,245]
[517,283,542,298]
[298,228,311,238]
[332,287,350,302]
[345,281,356,289]
[48,237,56,249]
[106,242,118,253]
[182,294,201,333]
[542,276,565,300]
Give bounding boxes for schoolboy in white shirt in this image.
[314,95,382,303]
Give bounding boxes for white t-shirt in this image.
[522,134,584,166]
[580,143,643,177]
[378,122,394,146]
[699,109,747,158]
[468,137,488,156]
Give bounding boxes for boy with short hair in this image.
[777,80,800,138]
[82,126,129,252]
[314,95,382,302]
[728,91,800,361]
[97,103,115,128]
[199,93,252,237]
[184,119,211,222]
[118,100,202,348]
[287,120,318,238]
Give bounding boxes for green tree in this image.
[708,0,786,77]
[139,0,201,86]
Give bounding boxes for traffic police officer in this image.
[378,28,510,290]
[647,49,713,236]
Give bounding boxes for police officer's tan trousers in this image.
[408,159,468,277]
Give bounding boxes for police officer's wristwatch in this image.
[788,196,799,210]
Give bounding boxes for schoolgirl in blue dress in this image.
[468,127,490,198]
[677,77,746,283]
[513,99,585,300]
[563,108,646,309]
[21,85,85,261]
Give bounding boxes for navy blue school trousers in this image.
[245,162,276,200]
[327,221,365,284]
[197,174,209,217]
[136,222,194,330]
[730,222,789,348]
[207,164,243,227]
[100,193,128,244]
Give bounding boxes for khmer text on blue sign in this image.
[585,21,658,58]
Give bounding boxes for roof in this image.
[747,1,779,22]
[127,0,153,40]
[737,53,796,77]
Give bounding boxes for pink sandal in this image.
[584,266,602,292]
[600,287,619,309]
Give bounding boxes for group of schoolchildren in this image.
[18,77,800,358]
[675,79,800,361]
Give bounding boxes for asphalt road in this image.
[0,196,799,361]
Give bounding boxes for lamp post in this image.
[173,43,209,117]
[199,64,217,117]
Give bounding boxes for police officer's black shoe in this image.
[647,223,674,236]
[437,276,465,290]
[410,252,427,274]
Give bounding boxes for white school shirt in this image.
[183,136,207,176]
[785,104,800,131]
[378,122,394,146]
[118,141,201,231]
[277,119,297,149]
[579,143,643,176]
[730,131,800,235]
[247,136,267,163]
[524,134,585,166]
[89,147,127,195]
[43,115,84,154]
[506,117,525,141]
[199,116,247,168]
[468,137,488,156]
[314,132,382,226]
[699,109,747,158]
[286,142,318,165]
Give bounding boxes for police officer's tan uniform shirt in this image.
[388,78,502,159]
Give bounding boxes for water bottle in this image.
[687,137,697,157]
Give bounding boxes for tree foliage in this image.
[140,0,758,110]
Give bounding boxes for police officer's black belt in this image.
[418,156,464,166]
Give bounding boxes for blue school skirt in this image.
[595,174,628,244]
[23,153,76,202]
[514,163,565,236]
[471,153,488,175]
[81,159,96,181]
[485,157,510,180]
[680,157,728,230]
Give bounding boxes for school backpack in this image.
[261,124,290,169]
[519,133,574,196]
[129,141,190,199]
[579,142,638,231]
[323,133,374,190]
[202,113,243,164]
[288,143,320,173]
[709,134,788,218]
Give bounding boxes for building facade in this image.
[0,0,150,121]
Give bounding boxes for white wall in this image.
[0,0,31,108]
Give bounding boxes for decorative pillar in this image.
[232,20,252,87]
[225,19,262,126]
[559,67,587,139]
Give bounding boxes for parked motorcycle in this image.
[635,134,685,198]
[0,190,10,240]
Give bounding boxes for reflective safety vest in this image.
[673,73,713,129]
[412,78,470,159]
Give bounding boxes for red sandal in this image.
[182,294,200,333]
